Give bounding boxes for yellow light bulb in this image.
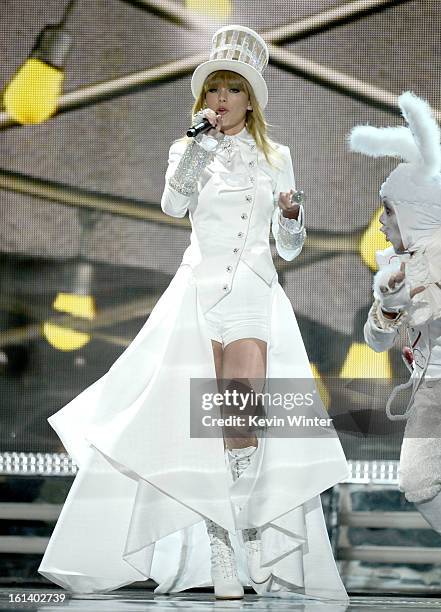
[42,293,96,352]
[339,341,392,379]
[185,0,232,18]
[3,58,64,125]
[359,206,388,271]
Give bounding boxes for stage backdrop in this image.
[0,0,439,461]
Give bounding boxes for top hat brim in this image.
[191,59,268,109]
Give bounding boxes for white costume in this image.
[350,92,441,529]
[38,25,349,602]
[163,127,304,314]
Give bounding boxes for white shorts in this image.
[204,260,271,347]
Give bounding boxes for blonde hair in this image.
[192,70,281,166]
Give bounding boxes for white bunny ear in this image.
[399,91,441,176]
[348,125,421,163]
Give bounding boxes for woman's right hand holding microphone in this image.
[195,108,223,137]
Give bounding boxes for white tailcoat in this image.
[38,129,349,602]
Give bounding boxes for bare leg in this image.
[211,339,223,380]
[222,338,267,450]
[222,338,271,583]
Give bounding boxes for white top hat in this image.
[191,25,269,109]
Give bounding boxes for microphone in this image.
[187,117,213,138]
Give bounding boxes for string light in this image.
[185,0,232,19]
[3,1,75,124]
[42,292,96,352]
[339,341,392,379]
[42,211,99,352]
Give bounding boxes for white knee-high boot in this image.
[415,490,441,534]
[205,518,244,599]
[228,446,272,584]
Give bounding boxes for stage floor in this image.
[2,589,441,611]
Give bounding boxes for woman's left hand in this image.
[278,189,300,220]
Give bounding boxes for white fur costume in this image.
[349,92,441,525]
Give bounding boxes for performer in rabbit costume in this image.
[349,91,441,532]
[38,26,349,602]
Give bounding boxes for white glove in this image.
[373,266,411,313]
